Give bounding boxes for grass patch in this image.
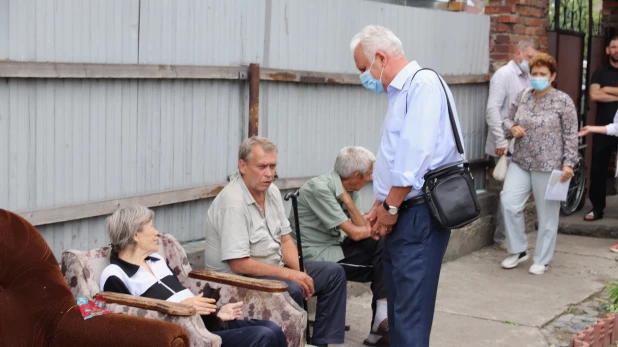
[504,320,519,326]
[608,280,618,314]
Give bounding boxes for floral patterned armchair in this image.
[61,233,307,347]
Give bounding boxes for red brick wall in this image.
[486,0,550,73]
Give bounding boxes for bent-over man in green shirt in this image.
[290,146,388,346]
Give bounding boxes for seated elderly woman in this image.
[100,205,287,347]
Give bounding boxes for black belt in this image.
[399,195,426,210]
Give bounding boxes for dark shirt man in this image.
[587,35,618,221]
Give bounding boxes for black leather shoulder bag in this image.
[406,68,482,229]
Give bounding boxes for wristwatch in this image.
[383,201,399,215]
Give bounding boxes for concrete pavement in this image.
[333,232,618,347]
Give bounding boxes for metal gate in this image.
[548,29,585,112]
[548,0,598,116]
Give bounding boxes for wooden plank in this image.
[15,177,312,226]
[17,183,227,226]
[260,68,359,85]
[189,269,288,293]
[13,160,495,227]
[260,67,490,85]
[0,61,490,85]
[0,61,245,80]
[100,292,196,316]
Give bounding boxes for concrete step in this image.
[558,195,618,239]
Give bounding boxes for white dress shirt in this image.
[373,61,465,202]
[485,60,530,157]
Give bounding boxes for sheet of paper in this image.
[545,170,571,201]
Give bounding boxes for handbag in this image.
[408,68,482,229]
[493,155,510,182]
[492,88,530,182]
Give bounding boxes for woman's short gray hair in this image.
[334,146,376,179]
[238,136,278,161]
[106,205,154,252]
[350,25,405,61]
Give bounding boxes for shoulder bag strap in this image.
[405,68,464,155]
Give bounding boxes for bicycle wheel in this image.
[560,153,586,216]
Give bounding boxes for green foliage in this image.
[504,320,520,326]
[607,280,618,314]
[549,0,602,33]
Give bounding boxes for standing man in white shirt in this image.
[350,25,463,347]
[485,39,539,250]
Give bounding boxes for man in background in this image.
[485,39,539,250]
[586,36,618,230]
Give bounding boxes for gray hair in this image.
[238,136,278,161]
[350,25,405,61]
[334,146,376,179]
[517,39,540,52]
[106,205,154,252]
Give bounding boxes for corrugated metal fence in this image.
[0,0,490,259]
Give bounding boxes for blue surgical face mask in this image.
[530,77,550,91]
[519,59,530,74]
[360,58,385,94]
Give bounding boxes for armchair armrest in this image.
[51,305,190,347]
[189,269,288,293]
[99,292,196,316]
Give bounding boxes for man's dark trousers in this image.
[382,203,451,347]
[258,260,346,345]
[590,133,618,216]
[338,237,387,330]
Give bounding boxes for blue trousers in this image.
[258,260,347,345]
[213,319,287,347]
[382,203,451,347]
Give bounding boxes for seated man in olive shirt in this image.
[290,146,389,346]
[204,136,347,347]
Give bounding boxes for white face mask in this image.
[519,59,530,74]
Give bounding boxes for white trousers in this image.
[500,162,560,266]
